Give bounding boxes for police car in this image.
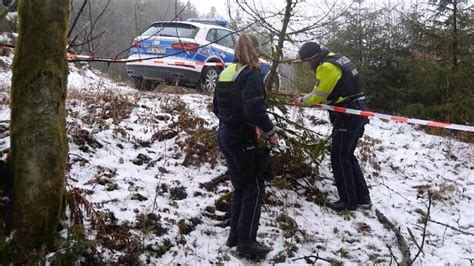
[126,18,274,91]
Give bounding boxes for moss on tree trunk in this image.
[10,0,69,254]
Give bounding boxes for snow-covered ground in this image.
[1,54,473,264]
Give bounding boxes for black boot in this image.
[226,233,238,247]
[327,200,357,211]
[237,240,271,259]
[358,196,372,209]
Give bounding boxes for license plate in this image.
[147,47,166,54]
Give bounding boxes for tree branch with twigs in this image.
[375,190,433,265]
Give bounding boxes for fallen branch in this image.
[0,1,15,21]
[427,219,474,236]
[407,228,423,255]
[199,173,230,192]
[386,244,400,265]
[68,152,89,161]
[462,257,474,264]
[375,208,411,265]
[410,190,432,264]
[293,254,336,264]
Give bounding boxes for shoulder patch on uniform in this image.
[336,56,350,65]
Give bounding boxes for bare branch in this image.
[410,190,432,264]
[114,0,192,58]
[68,31,106,48]
[428,219,474,236]
[68,0,88,39]
[68,11,287,64]
[293,254,337,264]
[407,227,423,254]
[86,0,110,55]
[386,244,400,266]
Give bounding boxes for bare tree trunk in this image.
[264,0,293,92]
[10,0,69,254]
[452,0,458,69]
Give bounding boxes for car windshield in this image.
[142,23,199,38]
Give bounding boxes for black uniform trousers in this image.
[217,124,264,242]
[330,100,370,207]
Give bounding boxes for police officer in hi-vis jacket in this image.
[294,42,372,212]
[212,33,278,258]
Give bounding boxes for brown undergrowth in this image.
[0,84,9,107]
[57,184,141,264]
[358,135,382,172]
[160,96,220,168]
[68,89,140,126]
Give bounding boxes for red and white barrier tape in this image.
[41,53,474,133]
[0,43,14,49]
[66,53,229,67]
[146,60,227,67]
[67,53,127,62]
[313,104,474,132]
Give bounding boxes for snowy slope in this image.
[1,55,473,264]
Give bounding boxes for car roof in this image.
[149,21,232,32]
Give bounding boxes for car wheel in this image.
[200,67,220,93]
[132,77,152,91]
[132,77,143,90]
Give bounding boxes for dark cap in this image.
[298,42,321,61]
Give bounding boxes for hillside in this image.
[1,55,473,264]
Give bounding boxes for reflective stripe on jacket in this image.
[303,52,364,106]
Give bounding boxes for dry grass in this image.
[67,184,142,263]
[158,97,220,168]
[425,127,474,144]
[159,96,187,114]
[358,135,382,172]
[179,127,219,168]
[68,89,140,126]
[413,183,457,201]
[0,84,9,107]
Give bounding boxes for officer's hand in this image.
[269,132,279,146]
[255,127,262,141]
[293,96,304,106]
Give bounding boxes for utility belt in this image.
[243,144,273,181]
[220,122,274,181]
[330,93,366,107]
[329,94,367,123]
[220,122,255,140]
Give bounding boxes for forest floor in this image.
[1,55,473,264]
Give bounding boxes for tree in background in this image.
[321,0,473,124]
[324,1,412,115]
[206,6,217,18]
[401,0,473,123]
[9,0,69,260]
[232,0,351,92]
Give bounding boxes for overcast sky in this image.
[188,0,229,18]
[188,0,412,19]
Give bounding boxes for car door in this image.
[206,28,236,63]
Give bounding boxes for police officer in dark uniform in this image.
[294,42,371,211]
[213,33,278,258]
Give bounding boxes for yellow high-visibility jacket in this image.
[302,52,347,106]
